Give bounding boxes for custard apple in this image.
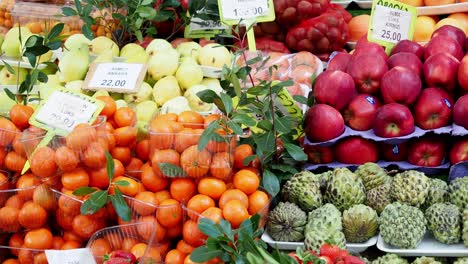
[425,203,461,244]
[282,171,322,212]
[304,229,346,253]
[366,183,392,214]
[343,204,378,243]
[316,170,332,193]
[423,178,448,209]
[379,202,426,249]
[462,207,467,246]
[267,202,307,242]
[372,254,408,264]
[324,168,366,211]
[355,162,391,190]
[449,177,468,211]
[412,257,442,264]
[454,258,468,264]
[305,203,342,234]
[391,170,430,208]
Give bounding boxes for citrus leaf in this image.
[48,23,64,40]
[198,120,218,152]
[190,246,222,263]
[284,143,307,161]
[275,116,296,134]
[198,218,223,238]
[2,61,15,75]
[113,180,130,186]
[262,169,280,197]
[4,89,16,101]
[197,89,219,104]
[73,186,96,196]
[61,7,77,16]
[242,155,256,166]
[37,71,48,83]
[105,151,115,182]
[220,93,233,114]
[293,95,308,105]
[219,219,234,240]
[159,163,187,177]
[110,187,132,222]
[80,190,108,215]
[231,113,256,127]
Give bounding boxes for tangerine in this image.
[55,146,78,172]
[218,189,249,209]
[157,198,183,228]
[222,200,249,228]
[180,145,211,178]
[23,228,53,250]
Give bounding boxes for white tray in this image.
[354,0,373,9]
[1,85,39,94]
[201,65,223,78]
[0,50,60,70]
[331,0,353,8]
[261,231,378,253]
[53,50,127,63]
[377,233,468,257]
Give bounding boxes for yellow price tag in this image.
[368,0,417,53]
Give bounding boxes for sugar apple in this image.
[371,254,408,264]
[448,177,468,211]
[282,171,322,212]
[355,162,391,190]
[423,178,448,209]
[266,202,307,242]
[304,229,346,253]
[462,206,467,246]
[425,202,461,244]
[412,257,442,264]
[379,202,427,249]
[316,170,332,193]
[391,170,430,208]
[343,204,378,243]
[324,168,366,211]
[454,258,468,264]
[305,203,342,234]
[366,183,392,214]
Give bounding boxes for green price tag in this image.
[368,0,417,53]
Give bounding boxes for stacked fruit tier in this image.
[303,25,468,173]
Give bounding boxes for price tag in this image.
[83,63,147,93]
[46,248,97,264]
[368,0,417,53]
[217,0,275,26]
[185,16,230,39]
[29,90,104,136]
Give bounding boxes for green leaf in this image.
[37,71,48,83]
[82,24,94,40]
[105,151,115,182]
[275,116,296,134]
[80,190,108,215]
[238,220,253,240]
[75,0,82,14]
[190,246,222,263]
[2,61,16,75]
[198,120,218,152]
[110,187,132,222]
[198,218,223,238]
[24,52,37,68]
[226,120,243,136]
[24,35,41,48]
[257,120,272,131]
[293,95,308,105]
[113,180,130,186]
[246,56,263,65]
[48,23,64,40]
[242,155,257,166]
[197,89,220,104]
[262,169,280,197]
[205,237,221,250]
[46,41,62,51]
[220,93,233,114]
[284,143,307,161]
[254,131,275,152]
[231,113,256,127]
[62,7,77,16]
[141,0,153,5]
[73,186,96,196]
[159,163,187,177]
[219,219,234,241]
[4,89,16,101]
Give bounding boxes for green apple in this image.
[160,96,191,115]
[64,33,92,51]
[1,27,32,58]
[115,99,128,109]
[0,90,16,116]
[0,66,28,85]
[92,48,113,63]
[91,36,119,57]
[176,41,201,61]
[135,100,159,138]
[123,82,152,104]
[147,48,179,81]
[145,39,173,57]
[184,84,213,112]
[58,44,90,82]
[152,75,181,106]
[92,90,110,98]
[198,43,232,68]
[120,43,148,63]
[176,58,203,91]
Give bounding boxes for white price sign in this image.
[190,17,228,31]
[84,63,147,93]
[46,248,97,264]
[34,91,99,133]
[372,5,412,43]
[219,0,269,20]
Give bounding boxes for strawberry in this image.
[319,244,349,262]
[343,255,366,264]
[289,252,303,264]
[319,256,333,264]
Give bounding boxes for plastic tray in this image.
[377,233,468,257]
[331,0,353,8]
[261,231,378,253]
[354,0,373,9]
[417,2,468,15]
[0,50,59,69]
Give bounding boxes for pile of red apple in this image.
[304,25,468,167]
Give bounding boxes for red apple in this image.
[343,94,381,131]
[305,104,345,142]
[390,40,424,60]
[373,103,415,138]
[414,87,453,130]
[304,145,334,164]
[313,70,357,110]
[387,52,423,76]
[346,54,388,94]
[423,53,460,92]
[431,25,466,49]
[454,94,468,129]
[334,137,379,164]
[408,136,446,167]
[327,52,352,72]
[353,41,388,62]
[381,66,422,105]
[450,138,468,164]
[424,35,464,61]
[380,142,408,161]
[458,55,468,93]
[136,36,154,49]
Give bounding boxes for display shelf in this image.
[417,2,468,16]
[377,233,468,257]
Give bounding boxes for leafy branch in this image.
[3,23,63,105]
[73,151,132,222]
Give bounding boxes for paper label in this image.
[83,63,147,93]
[368,0,417,52]
[29,90,104,136]
[185,16,230,39]
[46,248,97,264]
[218,0,275,25]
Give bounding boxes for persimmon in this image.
[96,96,117,118]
